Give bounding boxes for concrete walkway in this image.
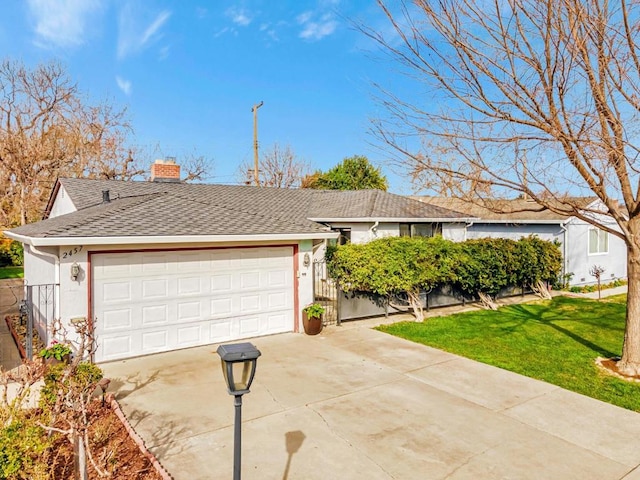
[0,279,23,371]
[102,310,640,480]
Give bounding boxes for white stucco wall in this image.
[23,245,58,344]
[465,223,564,243]
[442,223,466,242]
[564,219,627,286]
[57,244,89,340]
[297,239,314,314]
[24,246,57,286]
[48,186,77,218]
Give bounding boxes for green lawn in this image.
[377,295,640,412]
[0,266,23,279]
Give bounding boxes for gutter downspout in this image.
[560,223,569,285]
[465,221,474,241]
[369,221,380,239]
[29,244,60,341]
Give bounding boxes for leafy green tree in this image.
[305,155,388,190]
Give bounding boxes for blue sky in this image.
[1,1,412,192]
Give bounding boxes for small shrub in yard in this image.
[0,410,51,479]
[0,238,23,267]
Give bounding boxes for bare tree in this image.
[237,143,310,187]
[0,60,136,227]
[365,0,640,375]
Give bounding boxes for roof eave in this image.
[4,232,339,247]
[308,217,479,223]
[469,219,570,224]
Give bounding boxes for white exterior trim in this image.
[5,232,338,247]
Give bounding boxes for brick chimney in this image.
[151,158,181,182]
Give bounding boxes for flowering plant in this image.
[39,340,72,361]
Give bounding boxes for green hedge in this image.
[0,238,23,267]
[328,235,562,301]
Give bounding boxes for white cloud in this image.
[27,0,103,48]
[296,11,313,24]
[118,5,172,60]
[298,12,337,41]
[225,7,252,27]
[195,7,208,19]
[116,76,132,95]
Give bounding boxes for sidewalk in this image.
[0,279,23,371]
[570,284,628,300]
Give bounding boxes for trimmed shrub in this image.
[328,235,563,316]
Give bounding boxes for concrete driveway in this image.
[102,317,640,480]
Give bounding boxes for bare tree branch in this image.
[365,0,640,375]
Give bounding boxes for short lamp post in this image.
[217,342,262,480]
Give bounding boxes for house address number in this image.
[62,246,83,259]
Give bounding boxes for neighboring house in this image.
[414,196,627,287]
[6,160,471,362]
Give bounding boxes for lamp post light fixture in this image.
[217,342,262,480]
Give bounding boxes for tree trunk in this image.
[407,290,425,322]
[618,242,640,376]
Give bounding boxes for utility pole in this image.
[252,101,264,186]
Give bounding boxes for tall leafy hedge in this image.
[328,236,459,320]
[327,235,562,317]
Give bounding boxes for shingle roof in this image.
[413,196,598,222]
[9,178,469,240]
[308,190,468,220]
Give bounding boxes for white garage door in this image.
[92,246,294,362]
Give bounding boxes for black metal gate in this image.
[312,259,339,325]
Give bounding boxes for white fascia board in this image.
[308,217,479,223]
[5,232,339,247]
[469,219,568,225]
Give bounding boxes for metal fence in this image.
[312,259,339,325]
[1,282,57,360]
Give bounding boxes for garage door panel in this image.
[102,281,132,302]
[209,319,234,340]
[211,274,232,291]
[211,297,233,316]
[102,308,132,330]
[102,335,132,359]
[176,252,206,273]
[267,292,287,309]
[240,294,261,313]
[176,324,203,346]
[141,329,169,351]
[240,271,260,289]
[267,270,287,286]
[239,316,260,335]
[178,276,202,295]
[266,313,288,331]
[142,278,169,299]
[142,254,171,274]
[141,304,168,326]
[94,246,294,362]
[177,301,202,321]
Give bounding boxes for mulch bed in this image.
[5,313,45,359]
[596,357,640,382]
[4,315,172,479]
[49,400,167,479]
